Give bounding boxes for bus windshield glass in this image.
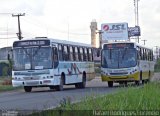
[13,47,52,70]
[101,48,137,68]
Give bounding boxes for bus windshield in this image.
[101,48,137,68]
[13,47,52,70]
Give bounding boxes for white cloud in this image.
[0,0,46,15]
[0,0,160,48]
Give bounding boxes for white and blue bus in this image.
[101,42,155,87]
[11,37,95,92]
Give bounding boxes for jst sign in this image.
[101,23,128,41]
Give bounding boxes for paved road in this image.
[0,77,119,112]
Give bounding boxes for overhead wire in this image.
[22,16,90,36]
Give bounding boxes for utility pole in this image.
[12,13,25,40]
[141,39,147,45]
[134,0,140,43]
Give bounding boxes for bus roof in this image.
[13,37,92,48]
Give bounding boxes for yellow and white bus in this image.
[101,42,155,87]
[10,37,95,92]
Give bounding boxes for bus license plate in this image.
[26,81,39,85]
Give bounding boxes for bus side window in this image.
[142,48,145,60]
[144,49,147,60]
[150,50,153,61]
[69,46,73,61]
[83,48,85,61]
[146,50,149,61]
[88,48,92,61]
[149,50,151,61]
[139,48,142,60]
[91,48,93,61]
[137,47,140,60]
[58,44,63,61]
[74,46,79,61]
[151,51,153,61]
[87,48,90,61]
[63,45,68,61]
[77,47,81,61]
[83,48,88,61]
[53,47,58,68]
[79,47,83,61]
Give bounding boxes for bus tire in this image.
[135,81,140,85]
[108,81,113,87]
[75,74,86,89]
[146,71,151,83]
[135,71,142,85]
[24,86,32,92]
[56,76,64,91]
[75,83,80,88]
[80,75,86,88]
[49,86,54,90]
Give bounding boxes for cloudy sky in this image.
[0,0,160,49]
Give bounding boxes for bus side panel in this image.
[57,62,95,84]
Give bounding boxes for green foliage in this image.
[0,62,10,76]
[70,83,160,110]
[0,85,21,92]
[2,66,8,76]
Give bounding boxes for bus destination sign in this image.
[103,43,134,49]
[13,40,50,47]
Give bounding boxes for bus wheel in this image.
[108,81,113,87]
[56,77,64,91]
[135,81,140,85]
[81,75,86,88]
[75,83,80,88]
[75,75,86,89]
[146,79,150,83]
[49,86,54,90]
[24,86,32,92]
[135,71,142,85]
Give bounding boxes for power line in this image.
[0,13,12,15]
[0,37,17,39]
[22,17,90,36]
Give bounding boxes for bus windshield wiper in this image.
[122,47,128,59]
[109,48,112,59]
[23,47,41,70]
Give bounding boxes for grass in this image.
[0,77,21,92]
[31,82,160,116]
[59,82,160,110]
[0,85,20,92]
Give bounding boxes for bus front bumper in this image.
[101,72,140,82]
[12,79,57,87]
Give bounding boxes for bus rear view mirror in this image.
[7,54,10,60]
[7,49,13,61]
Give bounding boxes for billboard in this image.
[128,26,141,37]
[101,23,128,41]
